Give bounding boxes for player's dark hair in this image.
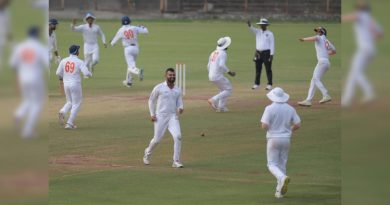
[166,67,175,73]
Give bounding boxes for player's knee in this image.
[174,134,182,141]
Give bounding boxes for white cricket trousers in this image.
[124,46,141,83]
[14,81,45,138]
[267,137,291,182]
[306,59,330,101]
[60,83,82,126]
[145,113,182,162]
[211,77,232,109]
[342,48,375,106]
[84,43,99,71]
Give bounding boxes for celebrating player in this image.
[143,68,184,168]
[207,36,236,112]
[298,27,336,107]
[260,87,301,198]
[71,12,106,76]
[56,45,92,129]
[110,16,148,87]
[11,26,48,138]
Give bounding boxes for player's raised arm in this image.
[299,36,318,42]
[71,19,84,32]
[137,25,149,34]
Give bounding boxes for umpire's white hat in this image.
[256,18,270,25]
[216,36,231,50]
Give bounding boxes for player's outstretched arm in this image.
[299,36,317,42]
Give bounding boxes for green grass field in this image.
[48,20,340,204]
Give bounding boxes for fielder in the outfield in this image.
[261,87,301,198]
[71,12,106,76]
[143,68,184,168]
[298,27,336,107]
[11,27,49,138]
[56,45,92,129]
[341,1,383,107]
[110,16,147,87]
[247,18,275,91]
[207,36,236,112]
[49,18,61,64]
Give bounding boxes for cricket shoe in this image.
[274,191,284,199]
[172,161,184,168]
[251,84,260,90]
[139,68,144,81]
[122,80,132,88]
[216,107,229,113]
[143,148,151,165]
[207,99,217,110]
[298,100,312,107]
[65,123,77,129]
[280,176,290,195]
[58,112,65,125]
[319,95,332,104]
[265,84,272,90]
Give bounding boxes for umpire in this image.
[247,18,275,90]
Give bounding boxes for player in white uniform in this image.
[207,36,236,112]
[10,27,49,138]
[49,18,61,64]
[56,45,92,129]
[260,87,301,198]
[0,0,11,69]
[71,12,106,75]
[298,27,336,107]
[143,68,184,168]
[110,16,148,87]
[341,2,383,107]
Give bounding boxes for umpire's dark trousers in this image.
[254,50,273,86]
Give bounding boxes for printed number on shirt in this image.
[21,48,36,64]
[65,61,75,73]
[211,51,219,62]
[124,29,134,39]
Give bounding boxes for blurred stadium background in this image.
[49,0,340,21]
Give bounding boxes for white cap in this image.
[84,12,96,22]
[266,87,289,103]
[256,18,270,25]
[216,36,231,50]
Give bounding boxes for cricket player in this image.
[49,18,61,64]
[56,45,92,129]
[298,27,336,107]
[207,36,236,112]
[341,1,383,107]
[260,87,301,198]
[71,12,106,75]
[110,16,148,87]
[10,26,49,138]
[143,68,184,168]
[247,18,275,90]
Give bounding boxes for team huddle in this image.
[47,13,337,199]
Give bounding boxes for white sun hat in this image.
[256,18,270,25]
[216,36,231,50]
[266,87,290,103]
[84,12,96,22]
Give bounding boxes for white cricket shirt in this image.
[261,102,301,138]
[250,27,275,55]
[149,81,183,116]
[315,35,336,61]
[207,49,229,81]
[56,55,91,84]
[10,38,49,84]
[71,23,106,45]
[49,31,57,52]
[354,11,382,51]
[111,25,148,47]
